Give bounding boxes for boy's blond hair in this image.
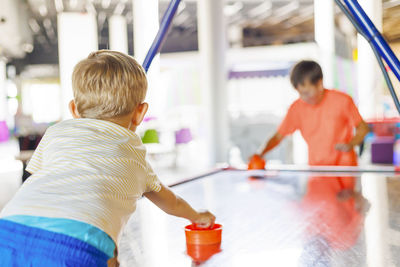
[72,50,147,119]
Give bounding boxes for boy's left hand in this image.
[337,189,370,215]
[335,143,353,152]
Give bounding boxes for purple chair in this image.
[371,137,395,164]
[175,128,193,145]
[0,121,9,143]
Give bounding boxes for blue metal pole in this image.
[335,0,400,113]
[342,0,400,83]
[142,0,182,72]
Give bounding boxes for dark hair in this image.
[290,60,323,88]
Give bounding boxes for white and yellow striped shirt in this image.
[0,118,161,244]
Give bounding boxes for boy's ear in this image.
[317,79,324,89]
[69,100,81,118]
[131,102,148,127]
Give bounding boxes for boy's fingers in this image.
[197,222,210,228]
[335,144,350,152]
[193,211,216,229]
[335,144,344,150]
[337,189,353,201]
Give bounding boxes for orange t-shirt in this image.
[278,89,363,166]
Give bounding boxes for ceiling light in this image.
[86,2,97,14]
[248,1,272,18]
[54,0,64,13]
[43,18,52,29]
[113,2,125,15]
[101,0,111,9]
[22,43,34,53]
[28,19,41,33]
[38,5,48,16]
[224,2,243,17]
[173,11,190,26]
[273,2,299,18]
[177,2,186,14]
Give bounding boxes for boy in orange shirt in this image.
[254,60,369,167]
[253,60,370,261]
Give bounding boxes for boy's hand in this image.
[353,192,370,215]
[337,189,370,215]
[192,210,216,229]
[337,188,354,201]
[335,143,353,152]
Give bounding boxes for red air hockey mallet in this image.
[248,155,266,170]
[185,223,222,263]
[248,155,266,180]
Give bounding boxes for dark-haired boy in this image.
[254,60,369,167]
[254,60,370,261]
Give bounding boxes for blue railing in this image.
[142,0,182,72]
[337,0,400,113]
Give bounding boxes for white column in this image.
[357,0,382,119]
[0,58,6,121]
[132,0,159,64]
[361,174,389,267]
[132,0,163,117]
[197,0,229,164]
[58,12,98,120]
[314,0,335,88]
[228,25,243,48]
[109,15,128,54]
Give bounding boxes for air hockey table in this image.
[118,166,400,267]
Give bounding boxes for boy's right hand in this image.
[192,211,216,229]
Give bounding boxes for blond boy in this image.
[0,50,215,267]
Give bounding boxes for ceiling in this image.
[7,0,400,71]
[383,0,400,41]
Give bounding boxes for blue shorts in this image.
[0,219,109,267]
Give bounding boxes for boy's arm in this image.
[143,184,215,228]
[255,103,297,158]
[257,132,285,157]
[336,120,370,152]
